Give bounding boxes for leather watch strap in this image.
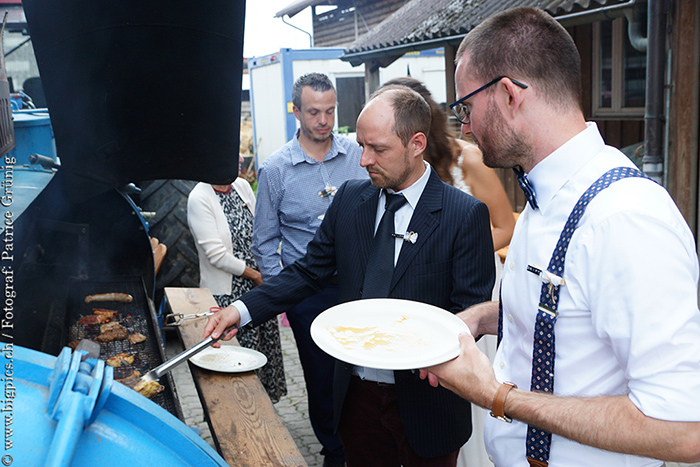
[490,381,517,423]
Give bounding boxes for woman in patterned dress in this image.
[187,155,286,403]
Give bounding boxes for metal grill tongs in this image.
[165,306,221,327]
[141,307,233,382]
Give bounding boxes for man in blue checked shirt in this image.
[252,72,367,467]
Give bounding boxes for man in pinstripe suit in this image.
[205,85,495,466]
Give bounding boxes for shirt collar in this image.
[527,122,605,212]
[384,161,431,210]
[290,130,345,166]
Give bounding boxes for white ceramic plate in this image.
[310,298,469,370]
[189,346,267,373]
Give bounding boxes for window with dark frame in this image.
[593,15,647,118]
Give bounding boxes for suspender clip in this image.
[529,264,565,295]
[537,303,558,318]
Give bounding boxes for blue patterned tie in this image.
[525,167,653,467]
[362,193,407,299]
[514,166,539,210]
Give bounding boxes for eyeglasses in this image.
[450,76,528,125]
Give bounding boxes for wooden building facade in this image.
[340,0,700,244]
[275,0,408,48]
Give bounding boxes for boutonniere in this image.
[318,184,337,198]
[392,231,418,244]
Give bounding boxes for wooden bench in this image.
[164,287,307,467]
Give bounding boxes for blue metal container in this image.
[7,109,57,166]
[11,345,228,467]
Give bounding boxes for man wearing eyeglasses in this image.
[422,6,700,467]
[252,72,367,467]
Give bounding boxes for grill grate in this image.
[62,276,181,417]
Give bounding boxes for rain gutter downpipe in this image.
[641,0,666,183]
[625,5,648,52]
[281,15,313,48]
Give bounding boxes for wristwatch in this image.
[490,381,517,423]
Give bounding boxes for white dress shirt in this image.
[485,123,700,466]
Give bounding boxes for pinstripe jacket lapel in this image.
[391,169,442,290]
[354,182,381,275]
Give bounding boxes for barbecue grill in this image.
[14,0,243,368]
[6,0,246,464]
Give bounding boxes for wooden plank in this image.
[164,287,306,467]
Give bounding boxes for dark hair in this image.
[369,84,431,147]
[382,77,454,185]
[292,72,335,109]
[456,7,582,112]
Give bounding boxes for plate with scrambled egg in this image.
[310,298,469,369]
[189,345,267,373]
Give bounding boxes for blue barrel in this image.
[8,109,57,166]
[11,345,228,467]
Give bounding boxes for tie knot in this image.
[384,193,407,213]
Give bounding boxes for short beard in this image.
[478,99,533,169]
[367,147,413,191]
[301,125,332,144]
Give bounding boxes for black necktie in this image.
[362,193,407,299]
[513,166,538,210]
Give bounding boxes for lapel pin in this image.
[392,231,418,244]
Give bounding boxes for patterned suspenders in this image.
[497,167,654,467]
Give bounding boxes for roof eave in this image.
[341,0,642,65]
[275,0,330,18]
[342,34,465,66]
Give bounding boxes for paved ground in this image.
[165,322,323,467]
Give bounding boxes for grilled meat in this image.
[116,371,164,398]
[78,314,109,325]
[100,321,122,333]
[116,371,141,389]
[96,329,128,342]
[92,308,118,318]
[77,308,118,326]
[133,379,164,399]
[85,292,133,303]
[128,333,147,345]
[96,321,128,342]
[106,352,135,367]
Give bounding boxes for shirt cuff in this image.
[234,299,252,326]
